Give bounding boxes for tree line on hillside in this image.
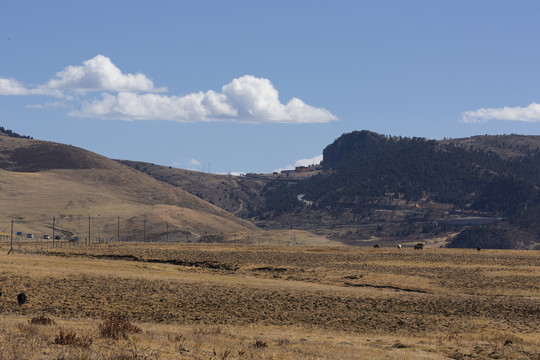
[447,226,518,249]
[255,131,540,246]
[0,126,32,139]
[259,131,540,214]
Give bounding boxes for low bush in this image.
[99,313,141,340]
[253,339,267,348]
[54,328,93,348]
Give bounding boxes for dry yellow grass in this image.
[0,314,463,360]
[0,167,256,239]
[0,242,539,359]
[0,136,261,242]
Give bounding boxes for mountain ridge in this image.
[122,130,540,249]
[5,125,540,249]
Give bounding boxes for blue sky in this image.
[1,1,540,173]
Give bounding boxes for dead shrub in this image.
[253,339,267,349]
[212,348,231,360]
[99,313,141,340]
[54,328,93,348]
[30,315,56,325]
[392,341,408,348]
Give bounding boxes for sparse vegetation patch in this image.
[54,328,93,348]
[99,313,142,340]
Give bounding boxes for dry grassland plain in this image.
[0,242,539,359]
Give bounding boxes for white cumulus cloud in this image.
[1,55,336,124]
[70,92,207,121]
[0,55,163,97]
[45,55,164,94]
[461,102,540,123]
[72,75,337,124]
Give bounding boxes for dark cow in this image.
[414,243,424,250]
[373,244,380,248]
[477,246,481,251]
[17,292,27,305]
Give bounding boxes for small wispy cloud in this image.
[26,101,69,109]
[0,78,29,95]
[461,102,540,123]
[275,154,323,173]
[0,55,337,124]
[170,159,201,170]
[295,154,323,167]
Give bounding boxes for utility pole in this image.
[117,216,120,242]
[143,219,146,242]
[88,216,91,246]
[52,217,55,248]
[8,220,13,255]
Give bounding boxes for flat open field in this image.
[0,242,539,359]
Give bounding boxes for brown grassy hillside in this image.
[118,160,271,217]
[0,136,258,240]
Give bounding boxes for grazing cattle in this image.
[373,244,380,248]
[477,246,481,251]
[17,292,27,305]
[397,244,402,249]
[503,340,513,347]
[414,243,424,250]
